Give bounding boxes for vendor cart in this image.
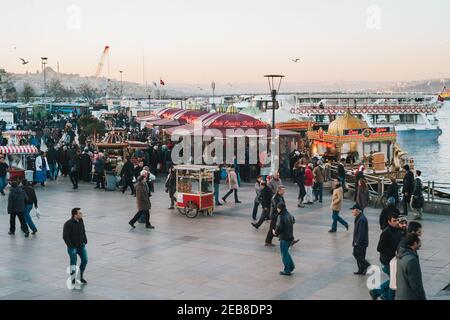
[174,164,218,218]
[0,145,39,182]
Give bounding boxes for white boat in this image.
[250,94,443,142]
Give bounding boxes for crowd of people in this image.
[1,112,429,299]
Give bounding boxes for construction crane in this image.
[95,45,110,77]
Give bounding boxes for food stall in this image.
[0,145,38,182]
[2,130,34,146]
[174,164,218,218]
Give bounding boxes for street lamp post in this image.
[41,57,48,102]
[264,74,284,175]
[119,70,123,98]
[211,81,216,111]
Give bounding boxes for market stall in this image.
[2,130,34,146]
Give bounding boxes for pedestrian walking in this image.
[35,151,49,186]
[304,163,314,204]
[0,156,9,195]
[353,164,365,201]
[213,165,222,206]
[356,178,369,213]
[337,158,346,191]
[386,176,400,206]
[63,208,88,285]
[273,203,296,276]
[370,212,402,300]
[21,179,38,235]
[251,181,273,229]
[268,171,282,194]
[313,161,324,203]
[351,203,370,275]
[293,163,306,208]
[252,175,263,220]
[129,175,154,229]
[94,154,105,189]
[69,149,80,189]
[402,165,414,216]
[222,167,241,204]
[396,234,426,300]
[120,157,135,195]
[411,170,424,220]
[165,166,177,210]
[265,185,285,247]
[8,181,30,237]
[329,179,349,232]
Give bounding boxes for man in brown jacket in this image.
[129,175,154,229]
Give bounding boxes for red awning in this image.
[0,145,38,154]
[145,119,182,128]
[172,110,209,123]
[156,108,182,118]
[201,113,269,129]
[135,115,160,123]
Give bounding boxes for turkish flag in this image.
[160,78,165,86]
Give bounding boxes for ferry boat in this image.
[250,94,443,142]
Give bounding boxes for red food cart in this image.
[0,145,39,182]
[175,164,218,218]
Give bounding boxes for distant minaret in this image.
[57,61,60,73]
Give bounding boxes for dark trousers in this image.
[9,212,29,234]
[254,207,270,228]
[265,217,278,244]
[252,202,260,220]
[223,189,239,203]
[353,246,370,272]
[298,184,306,202]
[122,179,135,194]
[403,194,411,215]
[129,210,150,227]
[169,190,176,207]
[69,170,78,187]
[96,172,105,188]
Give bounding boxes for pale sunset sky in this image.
[1,0,449,84]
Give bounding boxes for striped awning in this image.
[0,145,39,154]
[2,130,33,137]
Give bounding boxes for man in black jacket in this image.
[402,165,415,216]
[63,208,88,285]
[8,181,29,237]
[265,185,286,247]
[273,203,295,276]
[379,197,400,230]
[22,179,38,235]
[252,181,273,229]
[337,158,346,191]
[120,157,135,195]
[370,212,402,300]
[213,167,222,206]
[351,203,370,275]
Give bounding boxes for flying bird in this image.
[292,58,301,63]
[20,58,29,65]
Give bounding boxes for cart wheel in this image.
[177,207,186,215]
[185,202,199,219]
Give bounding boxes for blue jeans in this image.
[331,210,348,232]
[67,246,88,274]
[214,184,220,204]
[372,264,392,300]
[0,176,6,192]
[24,204,37,232]
[48,163,58,180]
[280,240,295,274]
[314,183,323,202]
[252,202,260,220]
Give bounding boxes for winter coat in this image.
[22,185,38,207]
[275,210,295,242]
[356,186,369,209]
[63,218,88,249]
[254,182,262,203]
[313,166,324,184]
[268,177,282,194]
[330,187,343,211]
[271,193,285,219]
[7,186,28,214]
[396,247,426,300]
[35,155,50,172]
[353,213,369,248]
[94,158,105,174]
[227,171,238,190]
[377,225,403,265]
[386,182,399,204]
[402,171,415,195]
[120,162,135,181]
[260,186,273,209]
[304,167,313,187]
[135,181,151,211]
[411,177,424,209]
[337,163,346,179]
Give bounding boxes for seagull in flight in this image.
[292,58,301,63]
[20,58,29,65]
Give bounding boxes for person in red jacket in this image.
[304,163,314,204]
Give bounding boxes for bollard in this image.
[427,181,430,202]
